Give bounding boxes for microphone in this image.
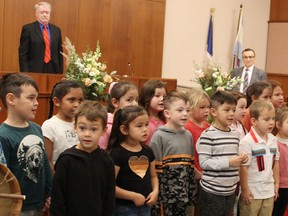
[128,62,134,76]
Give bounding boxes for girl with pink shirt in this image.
[139,80,167,145]
[273,107,288,216]
[98,81,139,149]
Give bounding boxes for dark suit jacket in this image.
[231,66,267,92]
[19,21,63,73]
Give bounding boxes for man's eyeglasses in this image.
[243,56,255,59]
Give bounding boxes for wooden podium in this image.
[0,72,177,125]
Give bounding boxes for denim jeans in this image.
[114,203,151,216]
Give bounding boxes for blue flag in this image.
[207,15,213,56]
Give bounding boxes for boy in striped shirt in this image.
[197,91,248,216]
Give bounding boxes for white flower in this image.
[89,71,96,77]
[62,37,116,101]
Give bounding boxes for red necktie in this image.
[43,25,51,63]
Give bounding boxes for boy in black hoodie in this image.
[50,101,115,216]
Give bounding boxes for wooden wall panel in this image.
[268,73,288,102]
[1,0,166,78]
[270,0,288,22]
[0,0,4,70]
[266,23,288,74]
[106,0,137,75]
[134,0,165,77]
[2,0,36,71]
[53,0,79,47]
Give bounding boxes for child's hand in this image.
[229,155,243,167]
[239,154,248,164]
[42,196,51,215]
[274,183,279,201]
[194,167,202,180]
[132,192,146,207]
[240,189,254,205]
[145,190,158,206]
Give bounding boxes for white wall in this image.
[162,0,271,87]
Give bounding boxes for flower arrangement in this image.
[192,57,242,95]
[61,37,117,101]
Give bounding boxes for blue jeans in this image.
[114,203,151,216]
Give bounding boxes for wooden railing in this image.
[0,72,177,125]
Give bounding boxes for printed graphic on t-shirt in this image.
[128,155,149,178]
[0,143,7,166]
[65,129,77,140]
[17,135,44,183]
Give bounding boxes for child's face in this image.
[124,114,149,143]
[149,87,166,114]
[234,98,247,121]
[252,108,275,137]
[271,86,284,108]
[189,98,210,123]
[114,88,139,112]
[165,99,189,131]
[254,88,271,102]
[211,102,236,131]
[14,85,39,121]
[55,87,84,122]
[75,116,105,153]
[277,117,288,138]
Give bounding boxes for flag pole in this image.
[210,7,215,17]
[207,7,215,57]
[232,4,243,69]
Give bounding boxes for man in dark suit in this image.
[231,48,267,94]
[19,2,63,73]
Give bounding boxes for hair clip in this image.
[108,82,118,95]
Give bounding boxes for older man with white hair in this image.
[19,2,63,73]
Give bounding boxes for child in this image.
[196,91,248,216]
[239,100,279,216]
[243,81,272,131]
[272,107,288,216]
[99,81,139,149]
[139,80,167,145]
[42,80,85,173]
[108,105,159,215]
[230,91,248,139]
[269,80,285,108]
[184,88,210,216]
[50,101,115,216]
[185,88,210,173]
[150,91,196,215]
[0,73,52,214]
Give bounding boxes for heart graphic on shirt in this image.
[128,155,149,178]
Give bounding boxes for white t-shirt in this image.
[42,116,79,165]
[239,127,279,199]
